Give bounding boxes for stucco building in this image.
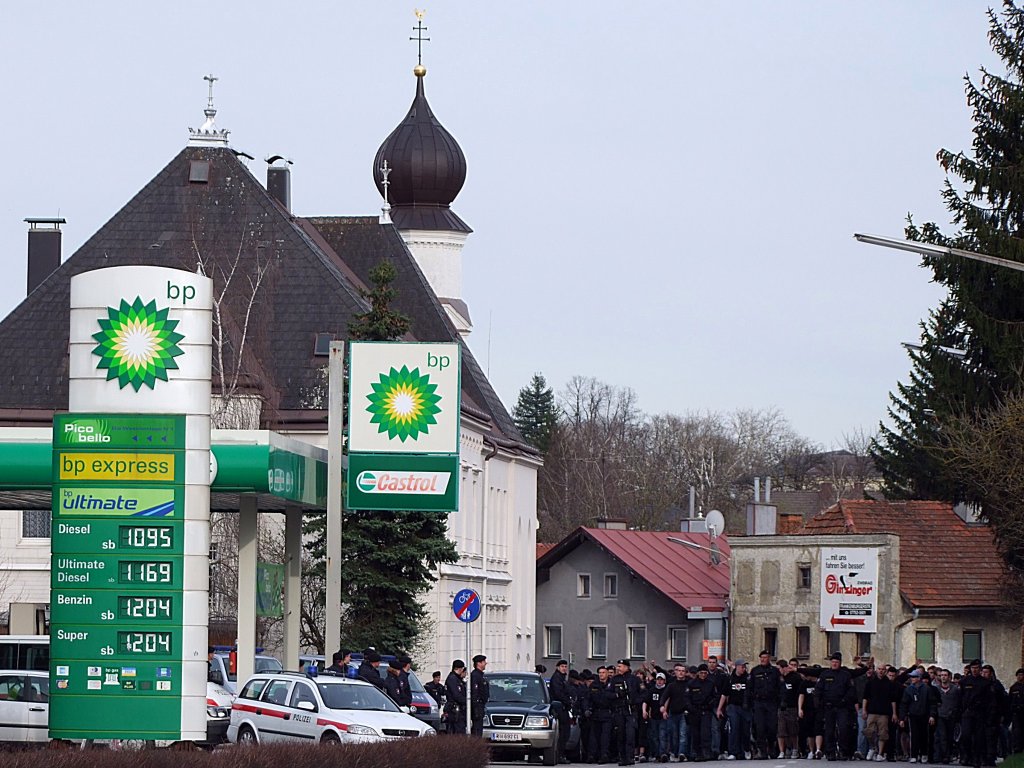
[730,500,1021,675]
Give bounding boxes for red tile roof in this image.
[796,500,1003,610]
[536,543,555,560]
[537,528,730,612]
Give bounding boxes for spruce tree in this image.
[512,373,557,453]
[872,2,1024,502]
[305,259,457,654]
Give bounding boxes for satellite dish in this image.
[705,509,725,538]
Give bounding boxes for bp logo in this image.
[365,365,442,442]
[92,297,185,391]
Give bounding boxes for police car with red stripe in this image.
[227,670,435,745]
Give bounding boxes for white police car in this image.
[228,671,435,745]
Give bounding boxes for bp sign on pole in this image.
[50,266,212,742]
[819,547,879,634]
[346,342,460,513]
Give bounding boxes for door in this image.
[22,674,48,743]
[287,681,321,741]
[256,679,294,743]
[0,674,28,742]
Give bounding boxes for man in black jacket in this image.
[356,650,385,689]
[898,670,936,763]
[815,652,865,761]
[611,659,643,766]
[719,658,752,760]
[590,666,616,764]
[748,650,781,759]
[470,654,490,737]
[325,648,350,674]
[960,659,992,768]
[425,670,446,708]
[550,660,573,763]
[686,664,719,761]
[1008,668,1024,754]
[445,659,467,734]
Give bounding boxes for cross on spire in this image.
[410,9,430,65]
[204,74,218,111]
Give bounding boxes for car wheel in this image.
[237,726,258,746]
[541,745,557,766]
[321,731,341,745]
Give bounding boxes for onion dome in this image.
[373,66,471,233]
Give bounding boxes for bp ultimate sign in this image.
[50,266,212,741]
[347,342,460,512]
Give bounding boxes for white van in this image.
[0,670,48,745]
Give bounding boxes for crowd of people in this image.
[540,652,1024,766]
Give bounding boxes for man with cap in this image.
[960,659,993,768]
[747,650,782,759]
[611,658,643,765]
[644,671,670,762]
[445,659,468,735]
[326,648,350,674]
[426,670,446,708]
[470,654,490,737]
[550,659,574,763]
[685,663,719,761]
[898,669,935,763]
[719,658,751,760]
[357,649,385,690]
[1008,668,1024,754]
[980,664,1006,767]
[777,658,804,759]
[814,652,865,760]
[590,666,617,763]
[706,656,729,760]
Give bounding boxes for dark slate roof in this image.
[537,527,731,612]
[301,216,526,448]
[0,146,532,453]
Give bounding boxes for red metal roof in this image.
[796,500,1004,610]
[538,528,731,612]
[536,542,555,560]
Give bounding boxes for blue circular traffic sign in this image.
[453,588,481,623]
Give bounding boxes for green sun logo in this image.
[365,365,442,442]
[91,297,185,391]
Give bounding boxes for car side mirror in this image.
[297,700,317,712]
[209,671,224,685]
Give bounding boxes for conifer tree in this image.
[872,2,1024,502]
[512,373,557,453]
[305,259,457,653]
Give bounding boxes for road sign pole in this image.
[465,622,472,736]
[326,341,345,658]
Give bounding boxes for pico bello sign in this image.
[50,266,212,742]
[346,342,461,513]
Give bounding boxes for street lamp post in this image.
[853,233,1024,274]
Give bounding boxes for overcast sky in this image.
[0,2,999,447]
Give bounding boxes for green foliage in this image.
[512,373,557,453]
[304,258,457,653]
[872,1,1024,502]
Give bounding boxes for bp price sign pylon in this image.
[346,342,460,512]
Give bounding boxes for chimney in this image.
[266,157,292,212]
[753,477,760,503]
[765,476,772,503]
[25,218,65,295]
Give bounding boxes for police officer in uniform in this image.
[1008,668,1024,754]
[748,650,782,759]
[815,652,863,760]
[961,659,993,768]
[425,670,446,708]
[686,663,718,761]
[470,654,490,737]
[445,659,468,734]
[550,660,574,763]
[611,659,643,766]
[590,666,616,764]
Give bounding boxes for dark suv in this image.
[483,671,560,766]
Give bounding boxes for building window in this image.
[798,565,812,589]
[628,626,647,659]
[763,628,778,658]
[669,627,688,661]
[827,632,841,657]
[188,160,210,183]
[856,633,872,657]
[916,631,936,663]
[604,574,618,598]
[962,631,982,664]
[589,626,608,659]
[22,510,50,539]
[577,573,591,598]
[796,626,810,659]
[544,626,563,658]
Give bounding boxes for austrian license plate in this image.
[490,731,522,742]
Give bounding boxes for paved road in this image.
[491,761,871,767]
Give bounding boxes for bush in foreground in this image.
[8,738,490,768]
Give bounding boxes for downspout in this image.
[481,436,499,664]
[893,607,918,668]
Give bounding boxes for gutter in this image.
[893,608,918,668]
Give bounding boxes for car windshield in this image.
[318,682,401,712]
[408,671,426,693]
[255,657,283,674]
[486,674,547,704]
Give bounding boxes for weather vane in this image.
[410,9,430,65]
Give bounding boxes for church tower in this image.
[373,48,473,336]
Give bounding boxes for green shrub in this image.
[7,738,490,768]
